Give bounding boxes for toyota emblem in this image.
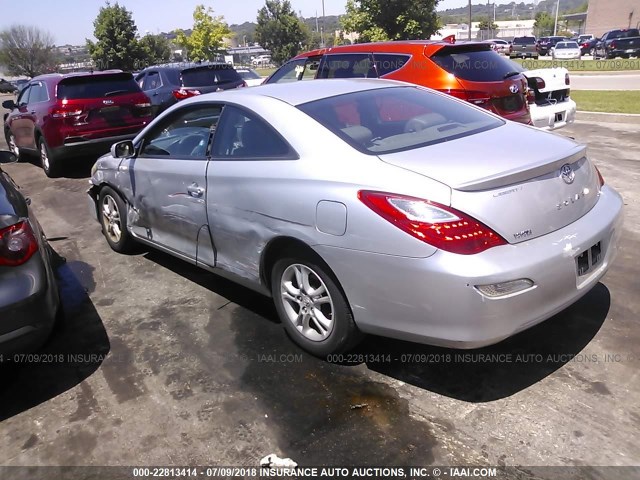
[509,84,519,94]
[560,164,575,184]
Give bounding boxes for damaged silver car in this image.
[88,79,623,356]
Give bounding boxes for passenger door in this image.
[125,103,223,261]
[7,85,35,151]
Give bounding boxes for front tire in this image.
[271,252,362,357]
[5,130,21,160]
[98,186,136,253]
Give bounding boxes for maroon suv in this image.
[2,70,152,177]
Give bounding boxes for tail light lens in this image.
[610,41,616,50]
[534,77,546,89]
[526,88,536,105]
[565,73,570,85]
[0,220,39,267]
[595,166,605,187]
[358,191,507,255]
[173,88,201,100]
[446,89,491,107]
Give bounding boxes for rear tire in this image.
[271,251,363,357]
[38,137,59,178]
[98,186,136,254]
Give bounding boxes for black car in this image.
[0,78,17,94]
[135,62,246,116]
[0,151,60,357]
[579,38,598,56]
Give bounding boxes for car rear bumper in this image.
[0,254,59,357]
[530,98,577,130]
[51,133,138,159]
[315,185,623,348]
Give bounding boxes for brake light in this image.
[534,77,546,89]
[0,220,39,267]
[595,166,605,187]
[526,88,536,104]
[173,88,201,100]
[446,89,491,107]
[358,191,507,255]
[51,106,84,118]
[610,41,617,49]
[565,73,570,85]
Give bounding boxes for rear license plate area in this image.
[555,112,564,122]
[576,241,602,277]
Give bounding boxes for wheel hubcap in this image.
[8,135,19,156]
[280,264,334,342]
[101,195,122,243]
[40,143,49,170]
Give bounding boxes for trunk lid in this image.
[377,122,601,243]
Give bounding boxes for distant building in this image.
[431,20,535,41]
[584,0,639,36]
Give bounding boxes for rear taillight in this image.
[534,77,546,89]
[0,220,39,267]
[358,191,507,255]
[446,89,491,107]
[610,41,617,50]
[595,166,605,187]
[565,73,570,85]
[526,88,536,105]
[51,106,84,118]
[172,88,201,100]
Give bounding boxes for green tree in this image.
[175,5,232,62]
[477,19,499,39]
[342,0,441,43]
[534,11,555,37]
[255,0,307,65]
[139,34,172,66]
[0,25,56,77]
[87,1,143,71]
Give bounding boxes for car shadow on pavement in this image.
[358,282,611,402]
[0,250,109,421]
[19,154,95,179]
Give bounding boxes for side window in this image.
[266,59,308,84]
[28,83,49,104]
[142,72,161,91]
[140,105,223,159]
[373,54,411,76]
[212,105,294,160]
[301,58,320,80]
[136,73,145,89]
[317,54,377,79]
[17,85,31,106]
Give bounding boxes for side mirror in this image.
[111,140,135,158]
[0,151,18,164]
[2,99,17,110]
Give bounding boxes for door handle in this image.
[187,184,205,198]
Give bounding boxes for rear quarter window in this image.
[431,48,523,82]
[57,73,141,99]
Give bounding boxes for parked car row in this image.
[0,37,624,358]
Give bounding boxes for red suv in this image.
[265,40,531,125]
[2,70,152,177]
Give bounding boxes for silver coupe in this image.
[88,79,623,356]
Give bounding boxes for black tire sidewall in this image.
[98,186,134,253]
[271,254,360,357]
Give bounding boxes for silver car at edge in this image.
[87,79,623,356]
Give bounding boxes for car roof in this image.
[32,70,126,82]
[187,78,406,107]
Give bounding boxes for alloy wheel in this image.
[280,263,335,341]
[101,194,122,243]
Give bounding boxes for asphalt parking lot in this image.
[0,106,639,470]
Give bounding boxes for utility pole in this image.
[554,0,560,35]
[321,0,326,47]
[469,0,472,40]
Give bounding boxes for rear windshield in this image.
[431,48,524,82]
[298,86,503,155]
[610,29,640,38]
[181,66,241,87]
[238,69,261,80]
[57,73,140,99]
[556,42,578,49]
[513,37,536,45]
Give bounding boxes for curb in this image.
[577,111,640,124]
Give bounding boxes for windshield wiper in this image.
[503,71,521,79]
[104,89,129,97]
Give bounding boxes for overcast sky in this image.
[0,0,519,45]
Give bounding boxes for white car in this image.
[524,67,577,130]
[552,41,582,60]
[235,68,264,87]
[252,55,272,67]
[484,38,510,55]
